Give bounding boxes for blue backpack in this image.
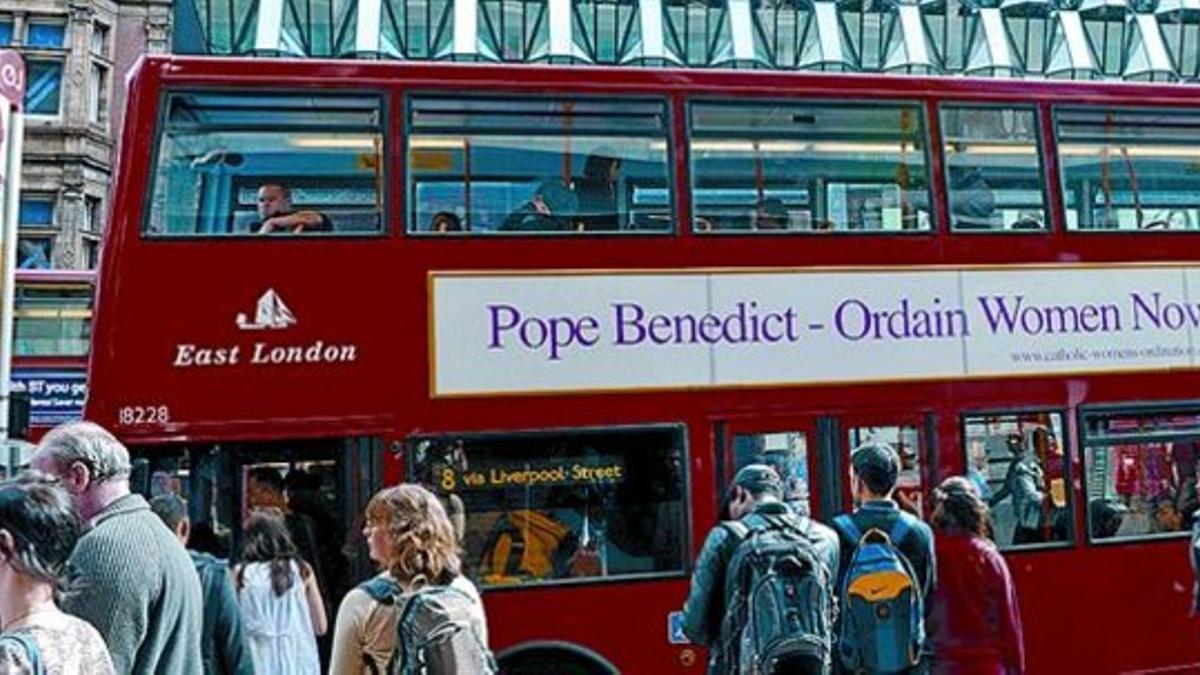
[833,515,924,674]
[0,631,45,675]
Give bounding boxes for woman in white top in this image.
[329,484,489,675]
[0,473,114,674]
[235,511,327,675]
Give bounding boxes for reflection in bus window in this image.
[146,93,384,236]
[407,97,672,234]
[407,427,686,587]
[847,425,925,517]
[732,432,810,516]
[1082,408,1200,541]
[963,412,1071,548]
[690,101,934,233]
[1057,107,1200,231]
[940,106,1047,231]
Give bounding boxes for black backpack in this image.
[718,513,835,675]
[358,576,498,675]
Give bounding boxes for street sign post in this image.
[0,50,25,447]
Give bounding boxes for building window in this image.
[17,237,53,270]
[25,61,63,116]
[0,18,12,46]
[19,196,55,229]
[26,21,67,48]
[84,238,100,269]
[89,64,109,124]
[91,23,109,56]
[84,196,102,233]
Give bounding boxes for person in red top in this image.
[928,476,1025,675]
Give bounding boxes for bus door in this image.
[833,411,937,521]
[132,436,381,625]
[718,416,824,520]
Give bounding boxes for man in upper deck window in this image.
[254,182,332,234]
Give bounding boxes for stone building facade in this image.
[5,0,169,270]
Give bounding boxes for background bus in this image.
[11,269,92,440]
[86,54,1200,673]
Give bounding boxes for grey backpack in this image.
[359,577,497,675]
[719,514,834,675]
[395,584,497,675]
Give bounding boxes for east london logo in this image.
[172,289,358,368]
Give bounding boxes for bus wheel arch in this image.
[496,640,620,675]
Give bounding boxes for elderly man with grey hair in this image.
[32,420,203,675]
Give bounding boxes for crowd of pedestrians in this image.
[0,419,1148,674]
[683,441,1026,675]
[0,421,494,675]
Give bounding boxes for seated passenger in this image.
[254,183,332,234]
[500,181,577,232]
[753,197,789,231]
[949,166,997,230]
[1090,498,1128,538]
[430,211,463,233]
[575,152,621,231]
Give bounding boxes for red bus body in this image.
[86,55,1200,673]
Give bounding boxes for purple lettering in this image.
[488,304,521,349]
[614,303,646,345]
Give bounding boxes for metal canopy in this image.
[172,0,1200,82]
[878,0,943,72]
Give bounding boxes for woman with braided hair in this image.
[0,473,114,674]
[928,476,1026,675]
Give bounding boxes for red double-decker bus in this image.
[88,54,1200,673]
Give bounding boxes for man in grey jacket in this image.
[682,464,839,674]
[33,421,203,675]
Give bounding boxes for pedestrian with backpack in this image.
[682,464,840,674]
[0,473,114,675]
[329,484,494,675]
[834,442,936,675]
[927,477,1024,675]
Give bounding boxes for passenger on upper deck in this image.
[254,183,332,234]
[753,197,789,231]
[430,211,463,233]
[948,166,998,230]
[574,152,621,231]
[500,180,577,232]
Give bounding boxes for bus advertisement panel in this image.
[433,264,1200,395]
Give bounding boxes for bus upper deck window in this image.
[145,92,385,237]
[406,96,673,235]
[689,100,934,234]
[940,106,1048,233]
[1057,106,1200,232]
